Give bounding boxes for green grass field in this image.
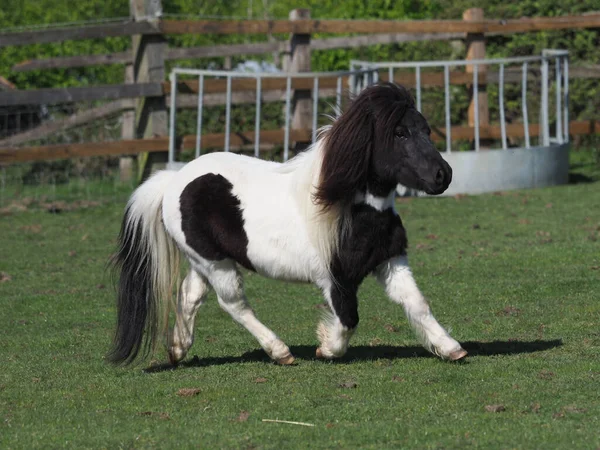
[1,150,599,449]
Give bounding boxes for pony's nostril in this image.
[435,169,445,186]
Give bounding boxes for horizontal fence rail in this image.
[0,20,158,47]
[0,83,162,107]
[3,65,598,108]
[2,14,600,48]
[5,120,600,164]
[12,32,464,72]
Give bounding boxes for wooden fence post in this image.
[119,62,136,182]
[464,8,489,142]
[130,0,168,181]
[288,9,312,154]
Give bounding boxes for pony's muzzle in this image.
[435,168,446,187]
[426,160,452,195]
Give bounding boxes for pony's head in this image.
[315,82,452,209]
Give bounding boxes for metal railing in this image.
[351,49,569,152]
[167,67,378,164]
[168,50,568,165]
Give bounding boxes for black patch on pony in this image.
[179,173,254,271]
[329,204,408,329]
[107,206,158,366]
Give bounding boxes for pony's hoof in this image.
[448,348,468,361]
[316,347,330,359]
[316,347,338,359]
[276,354,296,365]
[316,347,340,359]
[168,353,178,367]
[168,348,184,366]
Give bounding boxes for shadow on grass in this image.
[568,172,595,184]
[144,339,562,373]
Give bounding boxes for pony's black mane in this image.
[313,82,415,209]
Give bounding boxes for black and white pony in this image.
[109,82,467,366]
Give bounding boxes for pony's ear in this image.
[313,99,373,210]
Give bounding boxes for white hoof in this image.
[447,348,468,361]
[168,346,187,365]
[316,321,353,359]
[275,353,296,365]
[266,340,293,364]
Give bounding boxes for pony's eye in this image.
[395,130,408,140]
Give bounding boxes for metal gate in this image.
[351,49,569,152]
[167,67,377,167]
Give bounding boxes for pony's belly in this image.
[246,234,323,283]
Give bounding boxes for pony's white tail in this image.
[108,170,180,365]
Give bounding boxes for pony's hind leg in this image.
[169,269,209,365]
[205,259,295,365]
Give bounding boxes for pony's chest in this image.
[333,205,407,283]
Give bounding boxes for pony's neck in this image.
[353,189,396,211]
[288,140,342,268]
[287,140,325,204]
[365,171,399,199]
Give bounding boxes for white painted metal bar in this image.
[522,62,530,149]
[388,66,393,82]
[254,77,262,158]
[540,49,569,56]
[563,56,569,142]
[415,66,421,112]
[224,75,232,151]
[195,74,204,158]
[349,51,568,71]
[473,64,480,152]
[555,57,563,143]
[171,53,566,80]
[541,58,550,146]
[355,67,363,94]
[283,76,291,161]
[168,72,177,163]
[499,63,507,150]
[312,77,319,144]
[444,64,451,152]
[348,63,356,96]
[173,67,379,79]
[336,76,343,117]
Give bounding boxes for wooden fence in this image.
[3,12,600,47]
[3,121,599,164]
[0,1,599,172]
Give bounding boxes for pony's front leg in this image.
[375,255,467,361]
[316,281,359,359]
[169,269,209,365]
